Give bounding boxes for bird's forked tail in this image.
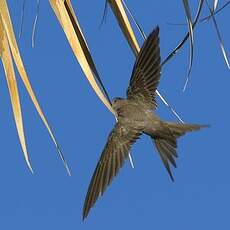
[152,122,208,181]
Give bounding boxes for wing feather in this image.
[127,26,161,109]
[83,123,141,219]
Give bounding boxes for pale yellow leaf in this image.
[64,0,89,49]
[64,0,111,103]
[108,0,140,55]
[0,0,70,175]
[0,18,33,172]
[49,0,115,116]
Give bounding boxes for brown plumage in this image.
[83,26,208,219]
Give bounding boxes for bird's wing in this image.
[83,123,141,219]
[127,26,161,110]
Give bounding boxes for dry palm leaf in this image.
[201,1,230,22]
[107,0,184,123]
[49,0,137,167]
[32,0,40,48]
[19,0,26,38]
[0,0,70,174]
[213,0,219,11]
[163,0,204,90]
[162,0,204,69]
[162,1,229,71]
[0,18,33,172]
[19,0,40,47]
[49,0,115,115]
[205,0,229,69]
[107,0,140,56]
[197,0,230,69]
[182,0,194,91]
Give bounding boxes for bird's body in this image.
[113,98,161,133]
[83,26,208,219]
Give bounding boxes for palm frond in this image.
[121,0,146,40]
[162,0,204,67]
[32,0,40,47]
[182,0,194,91]
[107,0,140,55]
[0,18,33,172]
[205,0,229,69]
[201,1,230,22]
[0,0,70,174]
[213,0,219,11]
[19,0,26,38]
[49,0,115,115]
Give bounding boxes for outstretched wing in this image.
[127,26,161,110]
[83,123,141,219]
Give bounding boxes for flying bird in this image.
[83,26,208,219]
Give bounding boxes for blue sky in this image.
[0,0,230,229]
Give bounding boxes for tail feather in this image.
[152,122,208,181]
[165,122,208,138]
[154,138,177,181]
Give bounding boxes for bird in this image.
[83,26,208,219]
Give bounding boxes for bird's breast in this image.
[116,102,152,128]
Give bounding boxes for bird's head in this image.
[112,97,124,110]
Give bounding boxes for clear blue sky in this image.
[0,0,229,229]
